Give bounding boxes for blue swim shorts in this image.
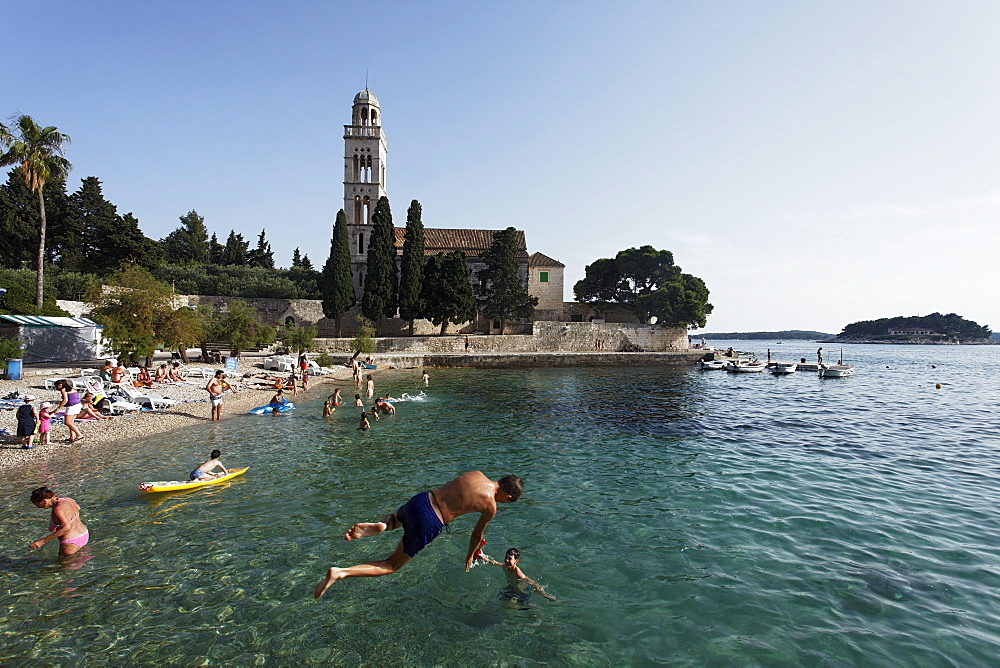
[395,492,445,557]
[190,469,208,480]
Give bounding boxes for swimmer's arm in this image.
[520,573,557,601]
[482,555,503,566]
[465,510,495,572]
[29,507,73,548]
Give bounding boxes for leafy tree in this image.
[360,196,398,331]
[0,274,68,316]
[161,210,210,264]
[86,266,175,364]
[478,227,537,334]
[156,306,204,363]
[247,229,274,268]
[320,209,356,336]
[839,313,992,341]
[280,322,318,354]
[575,245,712,328]
[351,315,376,355]
[221,230,249,266]
[420,251,476,335]
[397,199,425,336]
[152,264,320,299]
[206,299,275,356]
[0,115,72,307]
[636,273,712,329]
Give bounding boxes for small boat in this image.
[726,360,766,373]
[769,361,798,375]
[139,467,249,493]
[362,363,377,370]
[820,350,855,377]
[821,364,855,378]
[696,359,726,370]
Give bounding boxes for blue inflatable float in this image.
[249,401,295,415]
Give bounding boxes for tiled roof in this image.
[529,252,564,268]
[393,228,528,258]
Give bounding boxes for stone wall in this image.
[311,322,688,354]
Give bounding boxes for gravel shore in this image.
[0,362,355,475]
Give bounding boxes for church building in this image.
[341,90,562,325]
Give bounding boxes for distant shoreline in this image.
[816,339,997,345]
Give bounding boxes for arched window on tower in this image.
[353,155,359,181]
[358,232,365,255]
[354,196,362,225]
[371,110,378,125]
[363,195,371,224]
[365,155,373,183]
[361,107,368,125]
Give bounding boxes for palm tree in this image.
[0,115,72,308]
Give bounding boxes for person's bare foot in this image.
[344,522,386,540]
[314,567,344,598]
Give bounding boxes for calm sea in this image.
[1,341,998,665]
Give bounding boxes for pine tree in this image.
[360,196,397,331]
[292,248,303,267]
[397,199,425,336]
[62,176,118,273]
[247,229,274,268]
[420,251,476,335]
[221,230,249,266]
[161,210,209,264]
[320,210,355,336]
[478,227,537,334]
[208,233,223,264]
[92,211,160,272]
[0,171,67,270]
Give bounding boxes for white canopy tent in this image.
[0,315,105,363]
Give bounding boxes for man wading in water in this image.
[314,471,523,598]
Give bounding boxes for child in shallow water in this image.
[483,547,556,602]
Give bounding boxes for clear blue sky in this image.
[5,1,999,334]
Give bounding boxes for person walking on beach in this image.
[16,395,38,449]
[54,380,84,443]
[205,370,236,421]
[314,471,524,597]
[29,486,89,556]
[37,402,53,446]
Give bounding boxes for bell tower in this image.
[343,89,388,296]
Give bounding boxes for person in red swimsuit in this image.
[28,486,90,555]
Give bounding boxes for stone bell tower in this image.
[343,89,388,296]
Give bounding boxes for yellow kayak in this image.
[139,467,249,493]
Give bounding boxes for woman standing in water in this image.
[28,487,89,555]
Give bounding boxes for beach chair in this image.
[107,396,143,414]
[111,384,180,410]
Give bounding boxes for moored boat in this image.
[769,361,798,374]
[726,360,766,373]
[697,359,726,370]
[821,364,855,377]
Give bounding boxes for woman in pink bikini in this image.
[28,486,89,555]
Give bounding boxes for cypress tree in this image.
[208,232,223,264]
[360,196,397,332]
[221,230,249,266]
[397,199,425,336]
[420,251,476,335]
[65,176,118,273]
[478,226,537,334]
[320,209,355,336]
[248,229,274,268]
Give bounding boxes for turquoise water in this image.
[2,342,999,665]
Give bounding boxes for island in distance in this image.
[698,330,833,341]
[819,313,994,344]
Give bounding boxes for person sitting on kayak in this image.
[191,449,229,481]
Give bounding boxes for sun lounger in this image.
[111,384,180,409]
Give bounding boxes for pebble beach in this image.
[0,360,354,474]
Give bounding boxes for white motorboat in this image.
[769,361,798,375]
[726,360,766,373]
[821,364,855,377]
[696,359,726,370]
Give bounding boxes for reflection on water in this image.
[1,343,999,663]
